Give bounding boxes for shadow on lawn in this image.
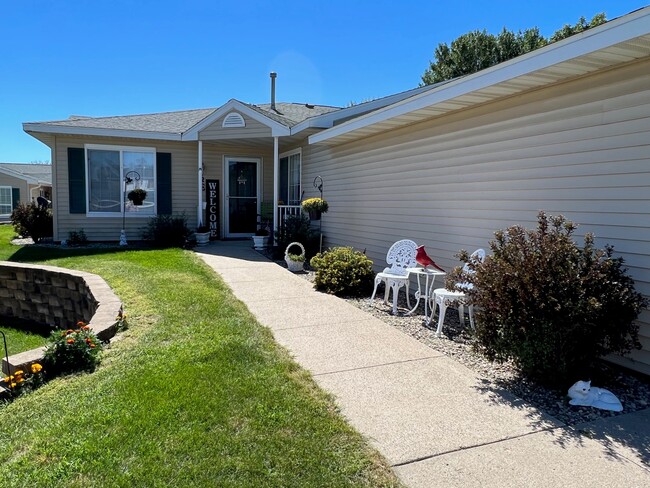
[6,243,163,263]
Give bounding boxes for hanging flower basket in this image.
[127,188,147,206]
[301,198,328,221]
[285,242,306,272]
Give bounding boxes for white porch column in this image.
[273,136,279,237]
[198,140,203,227]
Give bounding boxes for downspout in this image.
[198,140,203,227]
[273,136,279,238]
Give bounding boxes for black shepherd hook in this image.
[313,175,323,199]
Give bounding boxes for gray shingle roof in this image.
[247,103,341,127]
[0,163,52,184]
[29,108,217,134]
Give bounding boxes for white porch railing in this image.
[278,205,302,228]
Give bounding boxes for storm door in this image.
[224,157,260,237]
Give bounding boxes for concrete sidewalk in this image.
[196,241,650,487]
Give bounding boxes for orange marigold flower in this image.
[3,376,13,382]
[89,344,96,349]
[77,321,86,327]
[31,363,43,374]
[66,338,75,344]
[16,377,24,384]
[81,325,90,331]
[66,329,74,335]
[14,370,24,376]
[10,382,16,388]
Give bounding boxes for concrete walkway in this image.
[196,241,650,487]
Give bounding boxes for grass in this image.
[0,225,400,487]
[0,318,50,357]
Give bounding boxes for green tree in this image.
[550,13,607,42]
[422,14,605,85]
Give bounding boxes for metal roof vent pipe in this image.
[270,72,277,111]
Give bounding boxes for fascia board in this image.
[23,123,183,141]
[182,99,290,140]
[309,7,650,145]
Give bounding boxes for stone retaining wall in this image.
[0,261,122,374]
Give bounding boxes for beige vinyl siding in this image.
[53,136,200,241]
[199,112,272,140]
[0,173,29,206]
[303,57,650,374]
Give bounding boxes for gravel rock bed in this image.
[288,264,650,426]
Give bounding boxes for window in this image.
[279,149,301,206]
[0,186,12,215]
[85,144,156,216]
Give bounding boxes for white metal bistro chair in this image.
[430,248,486,337]
[370,239,417,315]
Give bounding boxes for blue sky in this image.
[1,0,646,162]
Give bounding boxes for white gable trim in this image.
[309,6,650,145]
[23,124,183,141]
[182,99,290,140]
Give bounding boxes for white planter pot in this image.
[285,241,306,272]
[252,235,269,250]
[195,232,210,246]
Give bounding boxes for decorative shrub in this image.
[449,212,647,386]
[273,214,319,260]
[43,322,102,376]
[143,213,191,248]
[10,201,53,242]
[67,229,88,246]
[310,247,374,297]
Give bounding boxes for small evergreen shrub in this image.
[10,202,53,242]
[67,229,88,246]
[274,214,320,260]
[43,322,102,376]
[143,213,191,248]
[449,212,647,386]
[310,247,374,297]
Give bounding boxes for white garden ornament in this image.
[567,380,623,412]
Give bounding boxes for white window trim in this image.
[84,143,157,218]
[279,148,302,206]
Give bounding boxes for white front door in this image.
[223,157,261,237]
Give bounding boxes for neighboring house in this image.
[23,7,650,374]
[0,163,52,221]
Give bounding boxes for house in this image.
[0,163,52,221]
[23,6,650,374]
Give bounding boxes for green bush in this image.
[43,322,102,376]
[67,229,88,246]
[310,247,374,297]
[449,212,647,386]
[10,201,53,242]
[143,213,191,248]
[274,214,320,260]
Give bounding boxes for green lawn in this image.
[0,318,50,356]
[0,225,400,487]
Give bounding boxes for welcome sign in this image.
[206,179,219,239]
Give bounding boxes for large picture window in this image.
[279,149,301,206]
[0,186,12,215]
[85,144,156,216]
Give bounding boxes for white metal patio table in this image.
[405,267,446,317]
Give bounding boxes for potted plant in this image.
[284,241,306,272]
[301,197,329,221]
[195,224,210,246]
[127,188,147,206]
[252,226,269,250]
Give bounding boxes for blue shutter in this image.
[68,148,86,213]
[11,188,20,209]
[156,152,172,214]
